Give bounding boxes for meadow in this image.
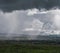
[0,40,60,53]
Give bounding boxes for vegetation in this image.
[0,40,60,53]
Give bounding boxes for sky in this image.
[0,0,60,39]
[0,0,60,12]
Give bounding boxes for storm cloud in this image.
[0,0,60,12]
[0,8,60,36]
[0,0,60,39]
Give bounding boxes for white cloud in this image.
[0,8,60,37]
[27,8,39,15]
[23,19,43,32]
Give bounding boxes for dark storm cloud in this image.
[0,0,60,12]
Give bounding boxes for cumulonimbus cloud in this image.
[0,8,60,37]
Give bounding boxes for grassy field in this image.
[0,43,60,53]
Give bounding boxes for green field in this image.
[0,43,60,53]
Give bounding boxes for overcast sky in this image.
[0,0,60,38]
[0,0,60,12]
